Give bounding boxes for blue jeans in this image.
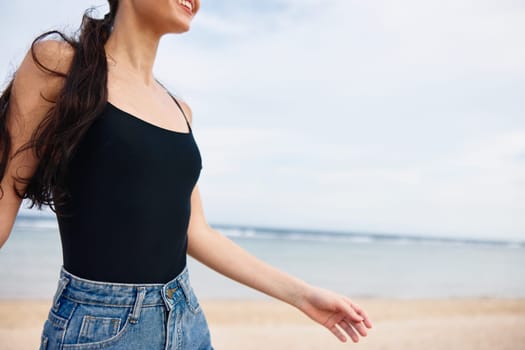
[39,265,215,349]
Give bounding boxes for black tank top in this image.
[55,86,202,283]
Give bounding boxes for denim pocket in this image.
[77,315,122,344]
[61,303,133,349]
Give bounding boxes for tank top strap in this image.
[169,93,192,133]
[154,78,192,133]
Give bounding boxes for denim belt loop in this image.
[129,287,147,324]
[52,276,69,312]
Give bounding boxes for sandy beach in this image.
[1,297,524,349]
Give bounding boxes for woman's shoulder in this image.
[13,39,75,109]
[156,79,194,125]
[29,38,75,78]
[176,97,193,125]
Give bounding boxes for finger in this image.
[339,320,360,342]
[339,300,363,322]
[328,323,348,343]
[344,299,373,328]
[345,317,368,337]
[354,305,373,329]
[360,312,373,328]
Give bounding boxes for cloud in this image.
[2,0,524,240]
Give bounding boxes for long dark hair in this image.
[0,0,119,217]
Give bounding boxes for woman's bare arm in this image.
[0,39,73,248]
[180,102,373,343]
[186,184,372,342]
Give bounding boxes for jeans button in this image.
[166,287,178,299]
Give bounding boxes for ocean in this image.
[1,214,524,301]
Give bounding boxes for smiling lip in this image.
[179,1,193,16]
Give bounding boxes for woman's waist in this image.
[57,264,190,307]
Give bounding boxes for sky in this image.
[1,0,524,241]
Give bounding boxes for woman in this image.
[0,0,373,348]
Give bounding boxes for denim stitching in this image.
[61,294,164,308]
[59,301,78,349]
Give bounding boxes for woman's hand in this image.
[294,285,373,343]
